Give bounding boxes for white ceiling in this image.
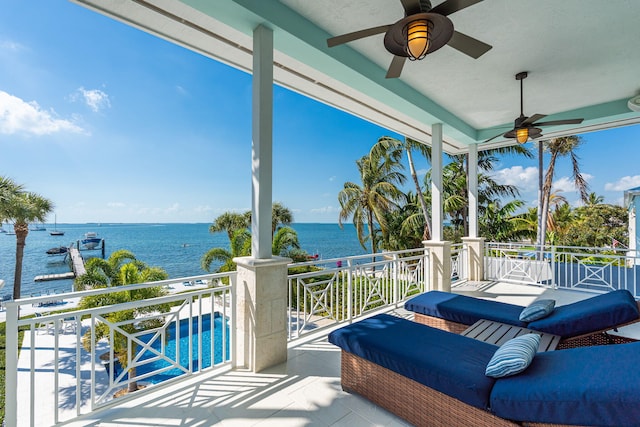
[73,0,640,153]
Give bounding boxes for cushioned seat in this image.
[328,313,498,409]
[527,289,639,337]
[405,289,640,338]
[490,341,640,426]
[404,290,527,327]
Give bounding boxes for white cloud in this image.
[310,206,339,214]
[329,176,336,182]
[107,202,126,208]
[0,39,24,51]
[551,173,593,193]
[492,166,538,191]
[605,175,640,192]
[0,90,84,135]
[552,173,594,193]
[72,87,111,112]
[552,177,575,193]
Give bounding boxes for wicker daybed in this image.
[405,289,640,348]
[329,313,640,427]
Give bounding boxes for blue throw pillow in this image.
[485,334,540,378]
[519,299,556,322]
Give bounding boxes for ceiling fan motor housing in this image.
[384,13,453,57]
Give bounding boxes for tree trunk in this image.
[368,210,377,254]
[13,223,29,300]
[539,150,559,249]
[128,367,138,393]
[407,147,432,240]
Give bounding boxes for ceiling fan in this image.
[326,0,492,78]
[485,72,585,143]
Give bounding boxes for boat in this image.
[81,232,102,249]
[46,246,68,255]
[30,224,47,231]
[50,215,65,236]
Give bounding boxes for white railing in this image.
[287,248,429,340]
[451,243,466,283]
[485,242,640,297]
[4,273,235,427]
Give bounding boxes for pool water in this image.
[108,313,230,384]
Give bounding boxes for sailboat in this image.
[50,215,64,236]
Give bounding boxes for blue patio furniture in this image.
[404,289,640,348]
[329,313,640,427]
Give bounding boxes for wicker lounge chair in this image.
[329,313,640,427]
[405,289,640,348]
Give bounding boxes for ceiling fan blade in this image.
[327,25,392,48]
[446,31,492,59]
[400,0,422,15]
[521,113,546,125]
[534,118,584,127]
[484,131,508,143]
[386,55,407,79]
[431,0,484,16]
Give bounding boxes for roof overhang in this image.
[72,0,640,154]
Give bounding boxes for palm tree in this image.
[0,190,53,299]
[480,199,528,242]
[201,228,251,273]
[339,142,405,254]
[75,249,138,290]
[538,136,589,248]
[586,192,605,206]
[76,252,169,393]
[272,226,300,256]
[374,136,432,240]
[271,202,293,237]
[208,212,250,241]
[446,145,532,235]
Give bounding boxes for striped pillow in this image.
[485,334,540,378]
[519,299,556,322]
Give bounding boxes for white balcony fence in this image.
[287,248,429,340]
[485,242,640,297]
[4,273,234,427]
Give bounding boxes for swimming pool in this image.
[106,313,230,384]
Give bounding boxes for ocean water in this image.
[0,223,367,298]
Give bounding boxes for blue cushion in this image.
[404,291,527,327]
[519,299,555,322]
[490,341,640,426]
[528,289,639,337]
[328,313,498,409]
[485,334,540,378]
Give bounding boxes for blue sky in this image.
[1,1,640,224]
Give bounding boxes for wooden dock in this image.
[69,247,86,276]
[34,272,76,282]
[34,247,86,282]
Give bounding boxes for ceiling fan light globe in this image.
[404,19,431,60]
[516,128,529,143]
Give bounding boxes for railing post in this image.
[5,302,19,427]
[551,245,557,288]
[392,253,399,304]
[347,258,353,323]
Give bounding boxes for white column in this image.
[431,123,443,241]
[468,143,478,238]
[425,123,451,291]
[252,24,273,259]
